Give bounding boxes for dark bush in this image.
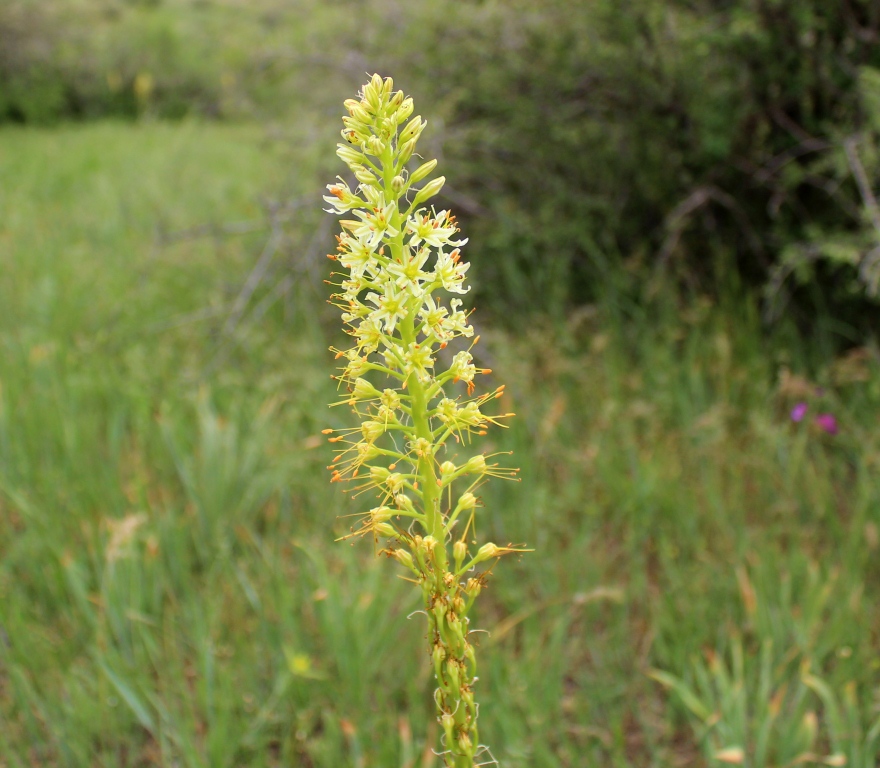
[353,0,880,336]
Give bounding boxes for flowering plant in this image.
[322,74,527,766]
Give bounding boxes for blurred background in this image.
[1,1,879,766]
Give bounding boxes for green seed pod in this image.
[446,659,460,691]
[441,712,456,746]
[392,548,415,570]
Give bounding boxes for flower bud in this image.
[389,90,404,109]
[348,103,372,124]
[364,75,382,110]
[412,176,446,207]
[440,461,457,476]
[397,138,416,166]
[400,116,426,144]
[408,158,438,185]
[422,535,438,553]
[366,135,385,156]
[391,175,406,193]
[336,144,362,166]
[395,97,414,124]
[453,540,467,564]
[352,165,379,186]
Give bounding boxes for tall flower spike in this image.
[324,76,528,767]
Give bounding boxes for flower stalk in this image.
[323,75,528,766]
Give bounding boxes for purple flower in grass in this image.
[790,402,808,422]
[814,413,838,435]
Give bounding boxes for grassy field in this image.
[1,119,879,767]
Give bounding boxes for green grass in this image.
[1,120,879,767]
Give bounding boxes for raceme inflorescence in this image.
[322,74,528,767]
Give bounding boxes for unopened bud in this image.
[440,461,456,476]
[400,116,426,144]
[397,138,416,166]
[336,144,362,166]
[412,176,446,206]
[453,540,468,564]
[391,175,406,193]
[396,97,414,124]
[409,158,437,184]
[366,135,385,156]
[352,165,379,186]
[465,577,482,598]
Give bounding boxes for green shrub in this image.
[348,0,880,334]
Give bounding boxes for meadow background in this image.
[1,1,880,766]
